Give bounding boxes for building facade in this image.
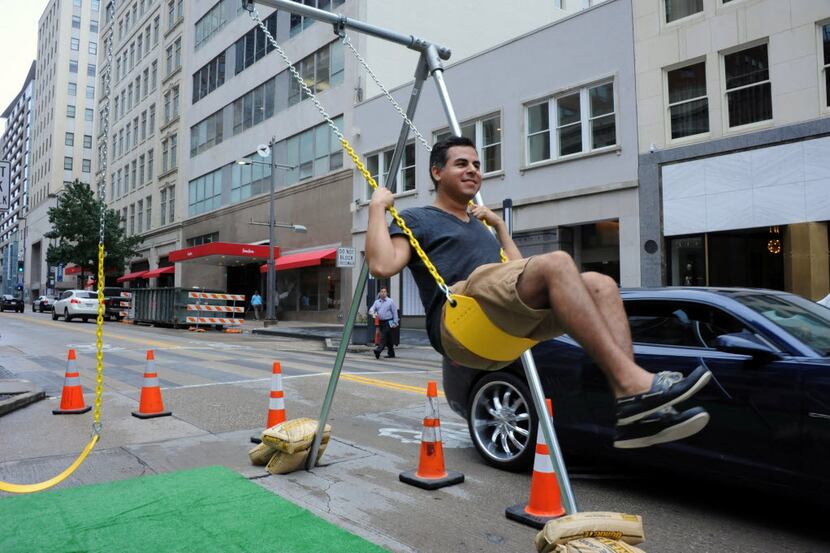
[0,63,36,297]
[635,0,830,300]
[93,0,187,288]
[26,0,102,298]
[179,0,586,322]
[351,0,638,323]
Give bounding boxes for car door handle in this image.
[808,413,830,421]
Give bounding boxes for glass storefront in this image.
[276,264,341,316]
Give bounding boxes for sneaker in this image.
[614,406,710,449]
[373,350,381,360]
[616,363,712,425]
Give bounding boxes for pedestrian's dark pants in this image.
[374,320,395,357]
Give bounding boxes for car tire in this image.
[64,309,72,322]
[82,317,89,323]
[52,309,58,320]
[467,371,538,472]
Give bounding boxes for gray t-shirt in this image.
[389,206,502,354]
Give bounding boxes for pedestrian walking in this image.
[369,287,399,359]
[251,291,263,320]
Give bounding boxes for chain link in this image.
[340,35,432,153]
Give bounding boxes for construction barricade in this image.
[186,291,245,332]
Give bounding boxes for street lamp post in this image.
[237,141,299,324]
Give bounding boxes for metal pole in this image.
[244,0,451,60]
[266,137,277,322]
[427,51,578,514]
[307,259,370,469]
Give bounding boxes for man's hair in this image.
[429,135,476,188]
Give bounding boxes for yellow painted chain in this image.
[94,243,105,428]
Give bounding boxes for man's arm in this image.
[468,204,523,261]
[366,188,412,277]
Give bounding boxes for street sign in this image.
[57,264,64,283]
[336,247,356,268]
[0,160,10,211]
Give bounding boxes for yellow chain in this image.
[94,243,105,428]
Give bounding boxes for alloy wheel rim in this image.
[471,380,532,463]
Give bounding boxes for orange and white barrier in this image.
[505,398,565,528]
[399,380,464,490]
[186,291,245,330]
[185,317,245,325]
[188,292,245,301]
[186,304,244,313]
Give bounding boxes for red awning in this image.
[116,270,149,283]
[260,248,338,273]
[144,266,175,279]
[64,264,84,275]
[169,242,276,266]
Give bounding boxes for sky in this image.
[0,0,49,134]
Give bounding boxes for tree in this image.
[46,180,143,283]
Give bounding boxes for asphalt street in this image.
[0,310,826,552]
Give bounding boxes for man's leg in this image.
[374,323,386,359]
[580,272,633,360]
[515,252,650,398]
[385,324,395,357]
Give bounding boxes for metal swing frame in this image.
[244,0,577,514]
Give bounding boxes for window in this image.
[67,105,76,118]
[153,16,160,45]
[822,23,830,107]
[162,134,178,172]
[85,108,94,122]
[151,61,158,90]
[145,195,152,230]
[626,301,747,348]
[140,111,147,140]
[147,148,154,180]
[186,232,218,248]
[192,52,226,103]
[65,132,75,146]
[83,135,92,149]
[160,188,167,225]
[724,43,772,127]
[665,0,702,23]
[86,85,95,100]
[188,169,222,215]
[190,111,224,157]
[436,114,502,174]
[164,86,180,122]
[233,12,277,75]
[131,159,137,189]
[287,41,344,105]
[667,61,709,139]
[149,104,156,134]
[139,154,145,184]
[69,60,78,73]
[82,159,91,173]
[281,116,343,186]
[167,0,183,28]
[232,79,275,134]
[168,185,175,222]
[71,38,80,51]
[68,82,77,96]
[87,64,96,77]
[166,38,182,76]
[89,41,97,55]
[72,15,81,29]
[289,0,345,37]
[137,200,143,233]
[365,143,416,197]
[525,81,616,165]
[129,204,135,234]
[195,0,231,49]
[90,19,98,33]
[64,157,73,170]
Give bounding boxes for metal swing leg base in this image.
[505,503,566,529]
[399,469,464,490]
[250,434,262,444]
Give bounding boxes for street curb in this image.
[0,382,46,417]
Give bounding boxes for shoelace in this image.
[652,371,683,391]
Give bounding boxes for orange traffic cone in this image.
[251,361,287,443]
[399,380,464,490]
[131,350,172,419]
[505,398,565,528]
[52,349,91,415]
[373,314,381,345]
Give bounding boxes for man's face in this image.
[379,288,388,300]
[432,146,482,200]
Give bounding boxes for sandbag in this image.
[248,441,278,466]
[265,435,330,475]
[536,512,645,553]
[555,537,646,553]
[261,417,332,454]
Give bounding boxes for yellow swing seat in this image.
[444,294,538,362]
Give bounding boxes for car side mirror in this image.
[715,333,780,361]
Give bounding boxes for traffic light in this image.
[17,260,24,273]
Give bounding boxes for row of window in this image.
[113,61,158,123]
[114,17,160,85]
[115,0,155,42]
[66,105,95,123]
[71,15,99,33]
[63,157,92,173]
[665,0,741,24]
[192,52,226,104]
[195,0,236,50]
[666,25,830,141]
[189,116,343,216]
[65,133,94,149]
[288,0,346,38]
[70,38,97,55]
[118,187,176,235]
[112,149,155,199]
[112,104,155,161]
[69,61,97,78]
[68,82,96,101]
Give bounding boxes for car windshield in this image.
[75,292,99,299]
[732,293,830,356]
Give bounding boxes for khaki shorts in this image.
[440,257,563,371]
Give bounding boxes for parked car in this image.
[32,295,57,313]
[0,294,24,313]
[52,290,100,322]
[443,287,830,501]
[102,286,127,321]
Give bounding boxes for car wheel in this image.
[64,309,72,322]
[83,317,89,323]
[52,309,58,320]
[467,371,538,472]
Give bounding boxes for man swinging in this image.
[366,136,711,448]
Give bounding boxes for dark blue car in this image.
[443,287,830,501]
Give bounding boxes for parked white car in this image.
[52,290,100,322]
[819,293,830,308]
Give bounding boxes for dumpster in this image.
[131,288,241,328]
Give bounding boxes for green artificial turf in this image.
[0,465,388,553]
